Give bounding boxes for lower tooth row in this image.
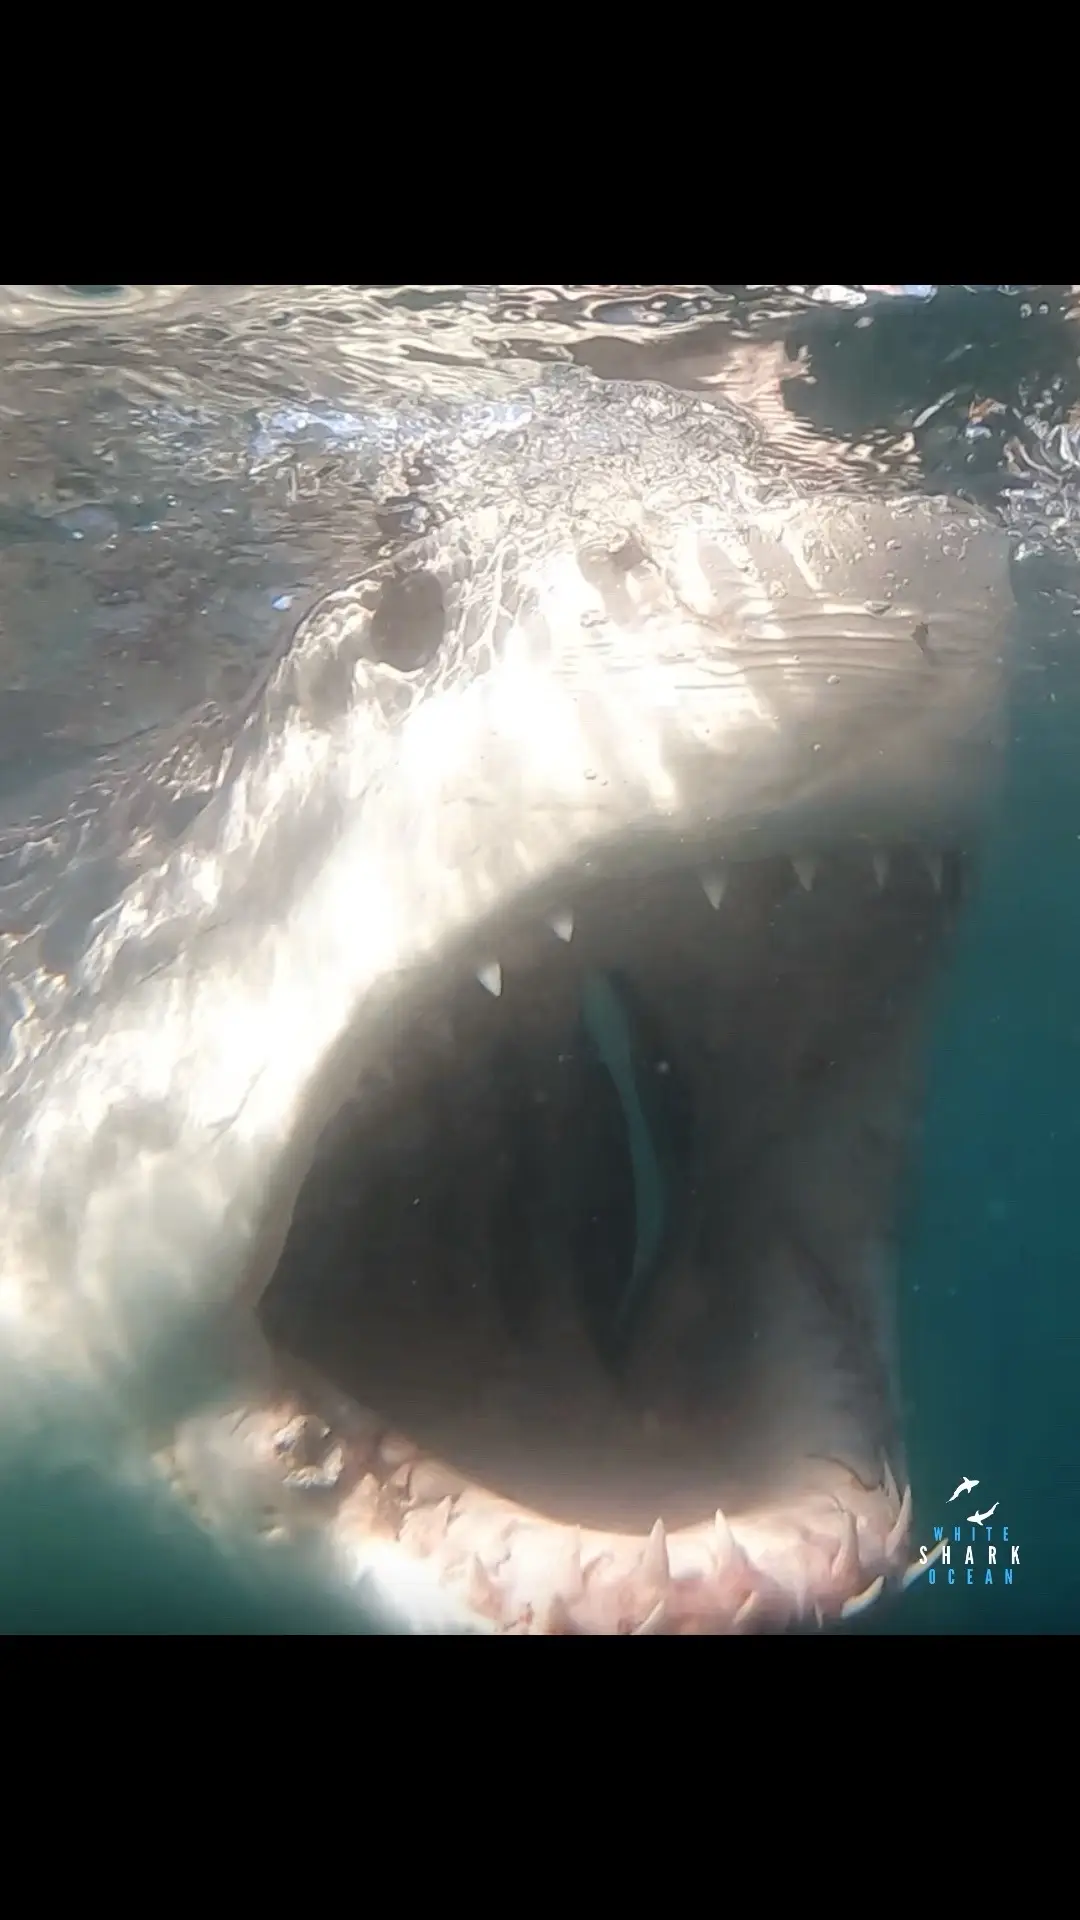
[474,851,948,995]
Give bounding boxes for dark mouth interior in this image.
[260,846,965,1541]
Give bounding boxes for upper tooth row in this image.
[475,851,946,996]
[701,849,945,906]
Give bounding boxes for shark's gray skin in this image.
[0,355,1014,1634]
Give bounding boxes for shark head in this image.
[0,366,1014,1634]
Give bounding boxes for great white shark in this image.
[0,336,1015,1634]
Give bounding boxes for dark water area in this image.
[1,284,1078,1633]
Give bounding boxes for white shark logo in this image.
[904,1475,1006,1590]
[967,1502,999,1528]
[947,1475,978,1502]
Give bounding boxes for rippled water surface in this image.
[2,284,1079,1631]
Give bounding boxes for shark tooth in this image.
[476,962,503,998]
[872,850,890,889]
[549,909,574,943]
[839,1573,885,1619]
[923,851,944,893]
[830,1510,860,1586]
[902,1540,944,1588]
[792,855,817,892]
[732,1589,765,1629]
[713,1507,740,1569]
[632,1597,668,1634]
[640,1517,670,1586]
[700,868,727,909]
[885,1482,913,1560]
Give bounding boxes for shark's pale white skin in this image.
[0,368,1013,1634]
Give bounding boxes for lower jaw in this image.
[160,1377,914,1634]
[166,843,960,1634]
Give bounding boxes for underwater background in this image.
[0,283,1075,1633]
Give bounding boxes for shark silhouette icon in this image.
[967,1502,1000,1527]
[948,1476,979,1502]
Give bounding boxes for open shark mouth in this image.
[230,836,963,1635]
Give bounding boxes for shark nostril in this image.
[364,566,445,672]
